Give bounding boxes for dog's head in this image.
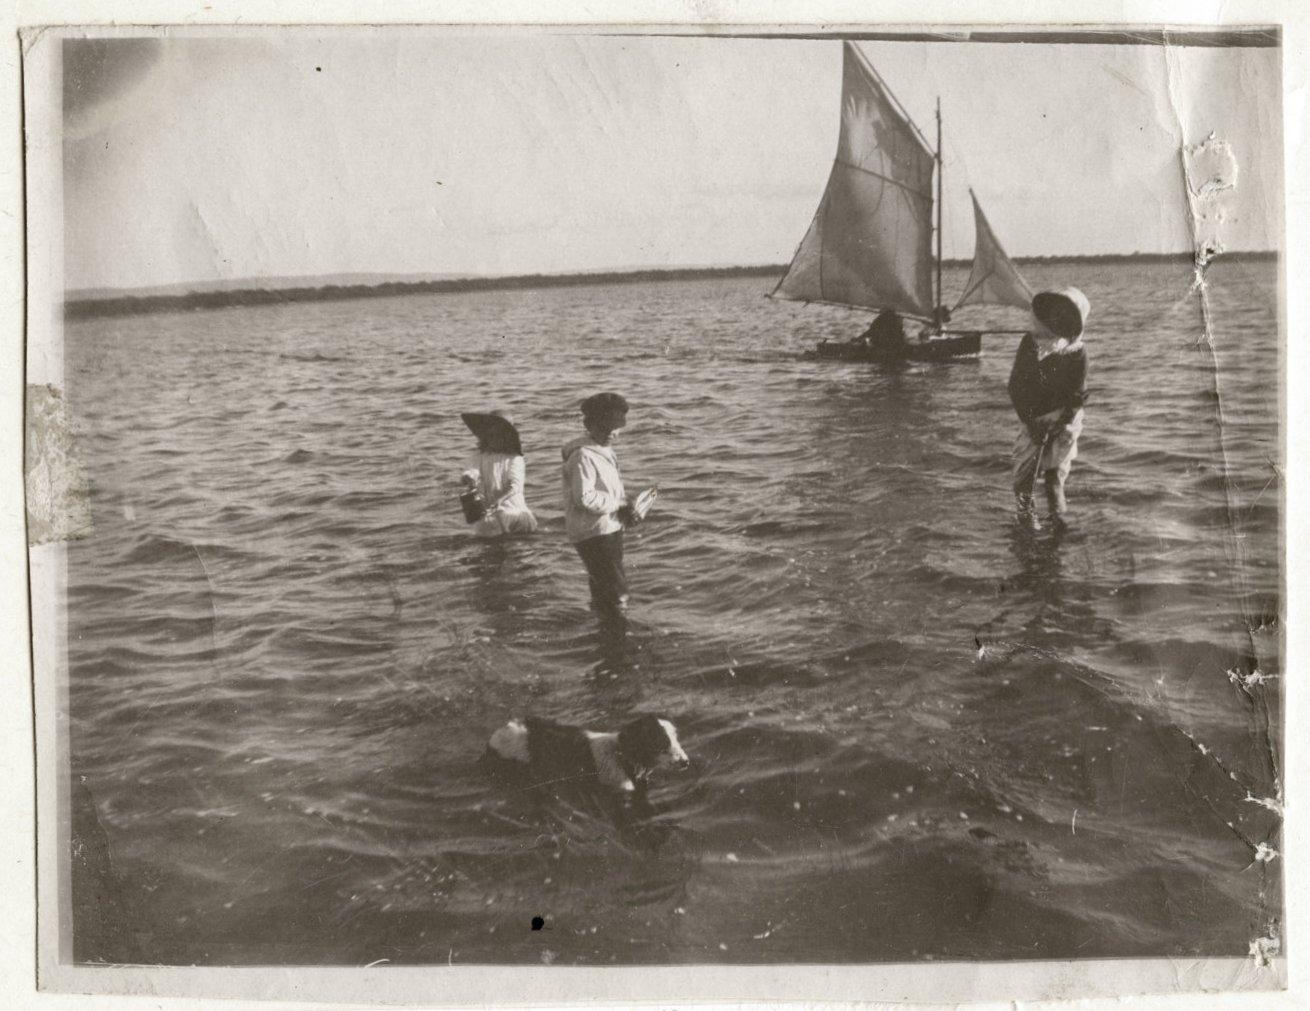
[617,715,690,777]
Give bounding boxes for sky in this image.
[59,31,1283,292]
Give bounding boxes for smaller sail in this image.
[954,191,1034,311]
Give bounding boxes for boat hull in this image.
[806,331,983,362]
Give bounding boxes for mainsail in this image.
[954,191,1034,311]
[772,41,936,318]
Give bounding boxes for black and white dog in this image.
[486,714,690,795]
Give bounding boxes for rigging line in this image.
[833,158,932,202]
[772,195,822,298]
[818,184,828,302]
[772,160,839,297]
[847,42,936,156]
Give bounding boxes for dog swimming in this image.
[486,714,690,795]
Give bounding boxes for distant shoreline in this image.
[64,251,1277,321]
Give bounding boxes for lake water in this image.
[62,258,1282,964]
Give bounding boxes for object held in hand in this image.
[460,490,486,524]
[459,469,486,523]
[629,486,658,524]
[459,479,486,524]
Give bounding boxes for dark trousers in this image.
[574,531,628,611]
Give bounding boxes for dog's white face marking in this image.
[657,719,690,769]
[488,720,530,763]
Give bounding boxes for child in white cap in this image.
[1007,287,1090,530]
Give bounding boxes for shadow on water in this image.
[973,522,1111,656]
[1007,523,1070,615]
[458,531,657,699]
[585,609,650,683]
[481,749,690,856]
[458,536,553,635]
[809,365,941,447]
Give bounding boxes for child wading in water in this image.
[561,393,646,615]
[458,410,538,538]
[1007,287,1090,531]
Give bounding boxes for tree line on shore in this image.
[64,250,1275,321]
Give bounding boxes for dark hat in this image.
[1031,287,1090,340]
[461,410,523,456]
[580,392,630,423]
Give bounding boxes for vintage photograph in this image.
[26,21,1284,994]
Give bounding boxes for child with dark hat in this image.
[459,410,538,538]
[561,392,638,613]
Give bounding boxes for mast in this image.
[934,96,943,330]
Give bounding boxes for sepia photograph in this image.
[21,13,1290,1004]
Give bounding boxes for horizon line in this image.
[68,248,1279,301]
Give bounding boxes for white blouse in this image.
[465,451,537,537]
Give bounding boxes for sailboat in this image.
[772,42,1034,362]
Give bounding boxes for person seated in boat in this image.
[459,410,538,538]
[1007,288,1090,531]
[858,310,906,353]
[908,306,953,342]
